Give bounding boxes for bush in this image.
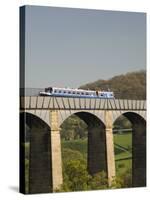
[63,160,91,191]
[89,171,108,190]
[59,159,109,192]
[111,168,132,188]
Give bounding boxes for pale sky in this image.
[23,6,146,88]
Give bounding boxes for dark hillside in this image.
[80,70,146,100]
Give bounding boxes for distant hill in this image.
[80,70,146,100]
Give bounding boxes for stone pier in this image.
[132,120,146,187]
[105,111,116,186]
[49,111,63,191]
[29,118,52,194]
[88,125,107,175]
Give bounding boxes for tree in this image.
[59,159,109,192]
[61,115,87,141]
[63,160,91,191]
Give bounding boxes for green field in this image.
[62,139,88,159]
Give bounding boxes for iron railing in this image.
[20,88,146,100]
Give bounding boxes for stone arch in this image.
[59,110,106,127]
[20,112,52,194]
[20,109,50,127]
[112,110,146,125]
[60,111,107,175]
[113,111,146,187]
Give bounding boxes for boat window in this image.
[49,87,52,93]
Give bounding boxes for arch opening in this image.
[113,115,132,188]
[60,111,108,191]
[113,112,146,188]
[20,112,52,194]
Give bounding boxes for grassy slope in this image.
[114,133,132,176]
[62,139,87,158]
[114,133,132,150]
[114,133,132,159]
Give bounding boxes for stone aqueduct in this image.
[20,96,146,193]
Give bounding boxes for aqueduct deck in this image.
[20,96,146,193]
